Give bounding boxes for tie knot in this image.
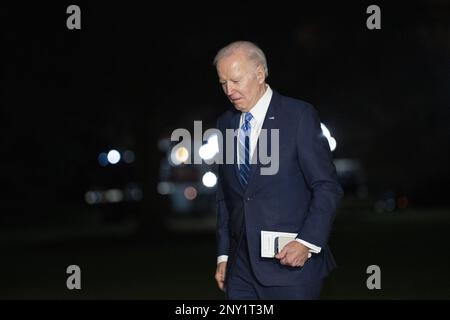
[242,112,253,132]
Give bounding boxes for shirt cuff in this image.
[296,239,321,254]
[217,255,228,264]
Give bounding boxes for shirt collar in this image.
[245,85,273,125]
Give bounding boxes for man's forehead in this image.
[219,51,248,67]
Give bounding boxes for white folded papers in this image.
[261,230,297,258]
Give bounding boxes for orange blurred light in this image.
[184,186,197,200]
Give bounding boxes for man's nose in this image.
[224,82,235,96]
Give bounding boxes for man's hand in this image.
[215,261,227,291]
[275,241,310,267]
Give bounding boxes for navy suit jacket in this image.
[216,90,343,286]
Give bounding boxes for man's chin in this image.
[233,103,248,112]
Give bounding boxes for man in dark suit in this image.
[213,41,343,299]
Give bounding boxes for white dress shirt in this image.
[237,85,273,167]
[217,85,321,264]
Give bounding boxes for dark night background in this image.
[1,1,450,299]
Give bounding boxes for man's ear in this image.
[256,65,265,83]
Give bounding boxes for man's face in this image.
[216,52,265,113]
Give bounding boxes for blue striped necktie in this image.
[239,112,253,186]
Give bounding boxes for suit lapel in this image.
[227,111,245,194]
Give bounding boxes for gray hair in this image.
[213,41,268,78]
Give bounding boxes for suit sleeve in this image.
[216,118,230,257]
[296,105,344,247]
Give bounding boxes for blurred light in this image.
[199,134,219,160]
[123,150,135,163]
[157,182,172,195]
[397,196,409,209]
[98,152,109,167]
[374,200,385,213]
[85,191,101,205]
[105,189,123,203]
[334,158,360,172]
[171,146,189,165]
[329,137,337,152]
[320,123,337,152]
[375,193,397,213]
[385,198,396,212]
[129,187,143,201]
[184,186,197,200]
[321,123,331,137]
[107,149,121,164]
[86,186,142,205]
[125,183,143,201]
[202,171,217,188]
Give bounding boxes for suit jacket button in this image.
[246,197,251,201]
